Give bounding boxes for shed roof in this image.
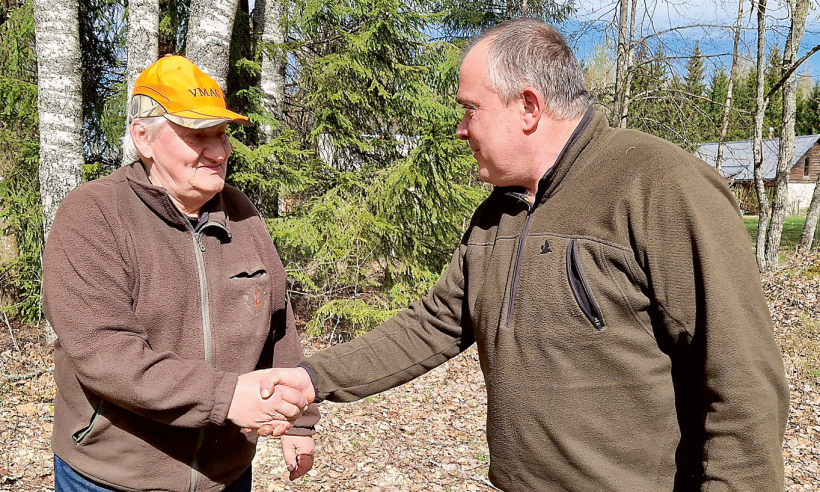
[694,134,820,181]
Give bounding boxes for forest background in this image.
[1,0,820,337]
[1,0,820,490]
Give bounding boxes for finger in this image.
[273,385,309,411]
[266,400,302,421]
[290,451,314,480]
[243,427,254,434]
[256,424,274,437]
[269,421,291,437]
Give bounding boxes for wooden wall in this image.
[790,142,820,183]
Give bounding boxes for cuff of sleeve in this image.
[297,362,322,403]
[209,372,239,426]
[291,401,320,431]
[284,426,316,437]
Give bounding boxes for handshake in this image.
[226,367,315,436]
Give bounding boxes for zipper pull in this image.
[195,233,206,252]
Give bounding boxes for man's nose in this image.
[456,114,470,140]
[203,137,229,162]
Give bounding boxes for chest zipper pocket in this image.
[566,238,605,331]
[72,400,106,444]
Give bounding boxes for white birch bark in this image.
[618,0,637,129]
[715,0,744,176]
[33,0,84,342]
[752,0,769,270]
[126,0,160,99]
[255,0,286,141]
[186,0,240,89]
[764,0,810,268]
[122,0,160,166]
[33,0,83,240]
[614,0,629,124]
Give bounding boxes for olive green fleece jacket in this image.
[305,109,788,491]
[43,162,318,492]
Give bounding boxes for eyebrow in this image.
[456,96,476,108]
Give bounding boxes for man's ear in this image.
[131,120,154,160]
[521,87,545,134]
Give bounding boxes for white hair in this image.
[121,117,167,165]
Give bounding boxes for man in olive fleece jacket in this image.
[263,19,789,491]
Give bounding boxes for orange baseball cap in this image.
[129,55,251,129]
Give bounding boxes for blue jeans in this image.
[54,455,252,492]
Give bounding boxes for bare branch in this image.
[765,43,820,100]
[1,310,19,352]
[1,369,52,383]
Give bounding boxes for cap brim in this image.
[167,106,252,127]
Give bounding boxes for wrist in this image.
[297,363,319,403]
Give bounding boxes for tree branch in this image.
[1,369,52,383]
[765,43,820,100]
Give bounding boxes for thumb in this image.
[259,370,280,399]
[282,439,298,473]
[260,368,314,403]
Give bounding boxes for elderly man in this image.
[43,55,318,492]
[261,19,789,491]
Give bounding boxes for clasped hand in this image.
[227,369,313,435]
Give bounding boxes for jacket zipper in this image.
[566,238,605,330]
[189,229,213,492]
[72,400,105,444]
[502,108,595,329]
[505,201,534,328]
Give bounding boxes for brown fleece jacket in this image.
[43,162,318,492]
[304,109,789,491]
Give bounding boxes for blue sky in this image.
[562,0,820,81]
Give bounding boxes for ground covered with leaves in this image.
[1,255,818,491]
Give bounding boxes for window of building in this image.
[805,157,811,178]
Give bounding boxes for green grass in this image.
[743,216,819,251]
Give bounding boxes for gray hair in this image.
[121,116,167,165]
[464,18,592,120]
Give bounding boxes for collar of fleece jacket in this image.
[125,160,230,233]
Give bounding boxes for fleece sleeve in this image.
[43,188,237,428]
[632,158,789,491]
[304,243,474,403]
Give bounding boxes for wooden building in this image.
[695,135,820,214]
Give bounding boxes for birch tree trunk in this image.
[0,215,17,308]
[752,0,770,270]
[255,0,286,139]
[186,0,240,89]
[799,175,820,252]
[764,0,810,268]
[122,0,160,166]
[126,0,160,98]
[253,0,287,216]
[618,0,637,129]
[33,0,84,342]
[613,0,629,125]
[0,163,17,308]
[715,0,744,175]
